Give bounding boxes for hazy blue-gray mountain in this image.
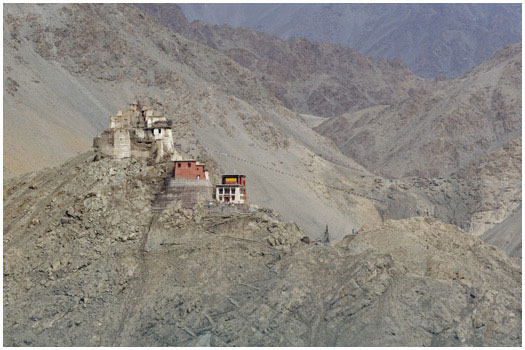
[178,3,522,78]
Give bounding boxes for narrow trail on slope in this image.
[111,212,158,346]
[203,145,417,212]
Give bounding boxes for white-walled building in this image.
[215,175,247,204]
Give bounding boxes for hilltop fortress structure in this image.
[94,102,178,162]
[95,103,247,210]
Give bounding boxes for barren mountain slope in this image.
[450,137,521,237]
[3,153,521,346]
[136,3,424,118]
[316,43,522,179]
[3,3,280,176]
[4,4,520,247]
[335,137,521,257]
[3,30,114,175]
[481,205,522,259]
[404,137,521,251]
[178,3,522,78]
[4,3,409,238]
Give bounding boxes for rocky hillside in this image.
[406,137,522,241]
[3,153,521,346]
[447,137,521,238]
[333,137,521,258]
[316,43,522,179]
[178,3,522,78]
[481,205,522,259]
[136,3,424,118]
[2,3,404,239]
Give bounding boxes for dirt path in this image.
[111,212,158,345]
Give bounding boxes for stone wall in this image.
[93,131,115,158]
[94,105,177,162]
[113,129,131,158]
[153,177,213,210]
[207,203,251,215]
[94,129,177,161]
[130,138,154,159]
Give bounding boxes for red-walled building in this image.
[174,160,208,180]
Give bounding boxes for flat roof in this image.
[222,174,246,177]
[174,160,206,165]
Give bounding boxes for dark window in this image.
[177,163,181,168]
[188,162,191,167]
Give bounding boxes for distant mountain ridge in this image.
[136,3,423,118]
[178,3,522,78]
[315,43,522,178]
